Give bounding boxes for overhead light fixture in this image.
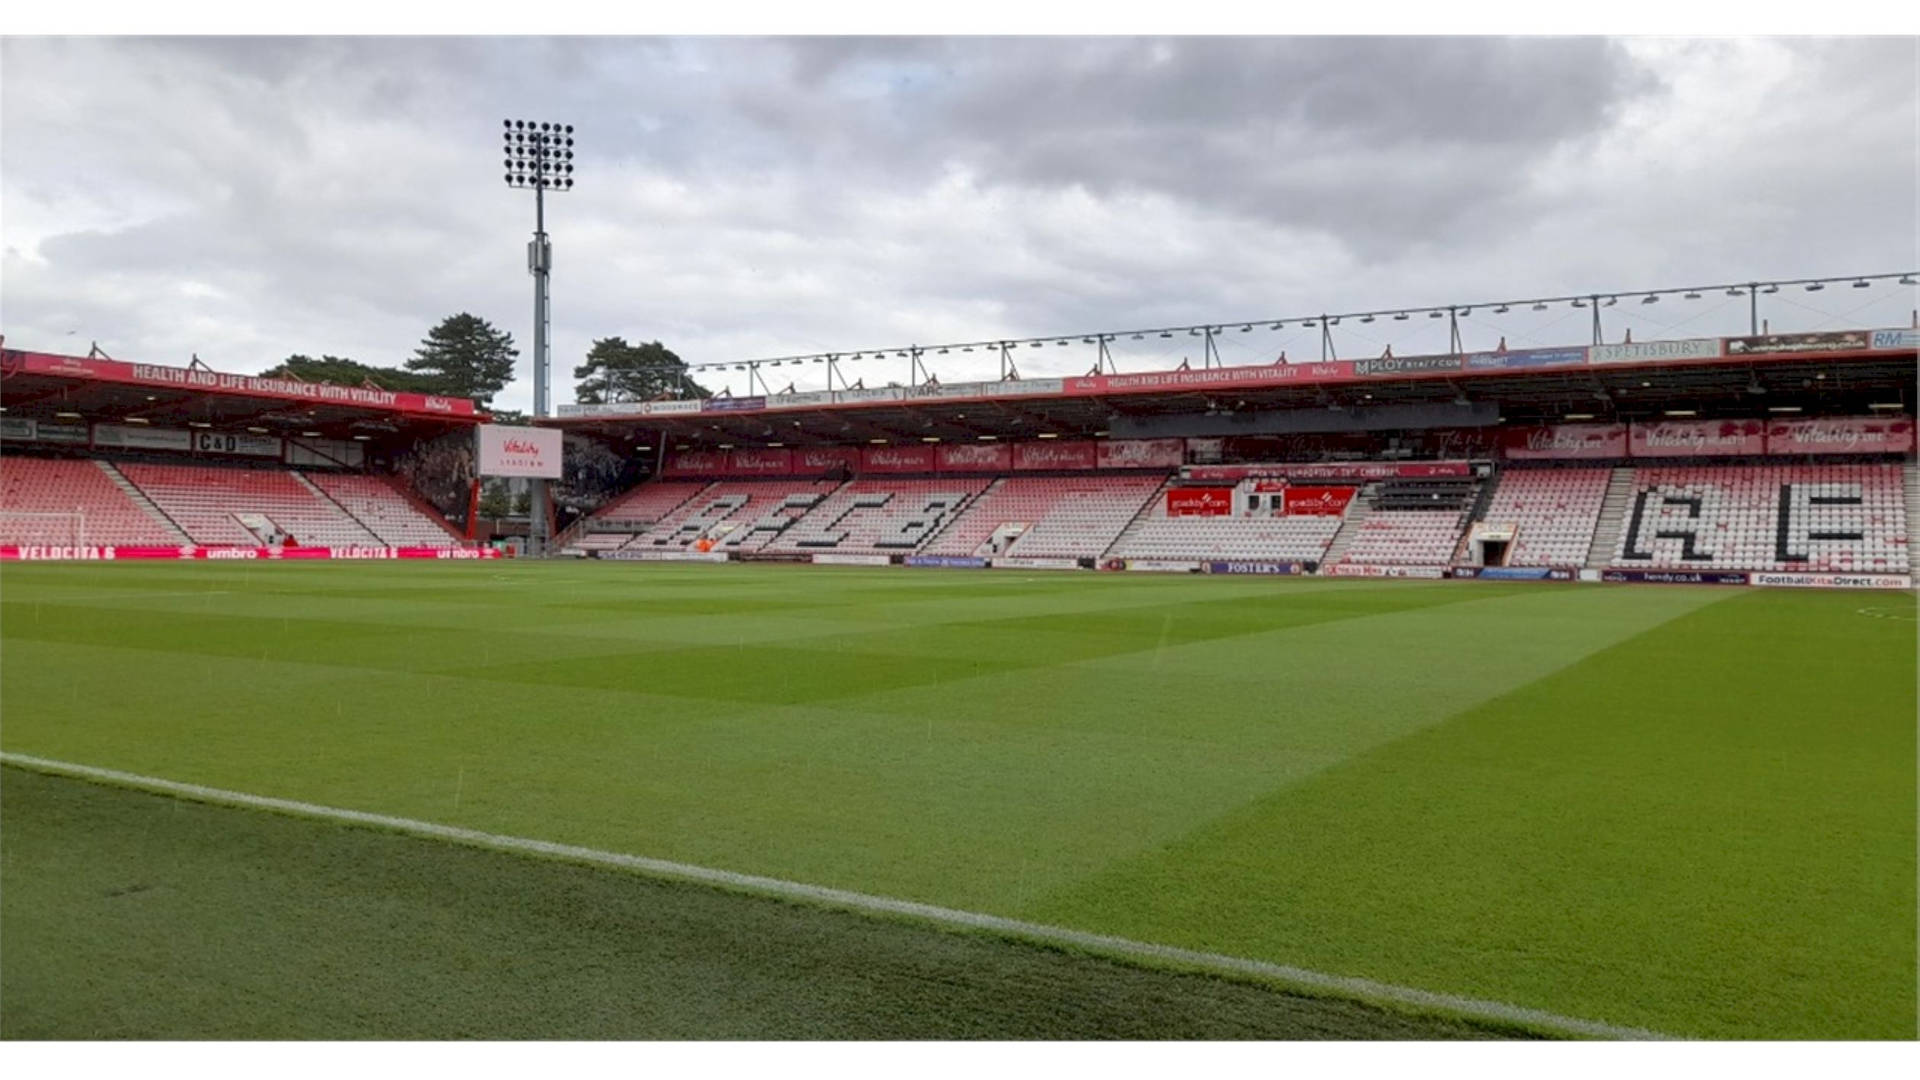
[1428,310,1445,318]
[767,441,783,447]
[1093,430,1109,437]
[1805,282,1825,292]
[1240,325,1253,333]
[1868,402,1905,411]
[1766,405,1802,413]
[1726,287,1745,297]
[1571,299,1587,308]
[1360,315,1376,324]
[1564,413,1595,420]
[1036,432,1060,439]
[1159,331,1173,338]
[188,421,212,428]
[718,443,733,449]
[1664,409,1697,417]
[55,411,82,418]
[1852,279,1871,289]
[1532,302,1548,311]
[921,436,940,443]
[1393,312,1410,321]
[1640,381,1652,388]
[1494,305,1510,314]
[976,435,997,441]
[869,438,888,444]
[125,416,150,424]
[246,426,269,434]
[1763,284,1779,294]
[302,430,323,437]
[1900,275,1916,285]
[351,434,372,441]
[1641,295,1659,304]
[1683,291,1701,299]
[634,446,652,453]
[675,444,689,450]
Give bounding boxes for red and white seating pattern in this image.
[1108,505,1342,563]
[571,481,712,551]
[1337,511,1469,566]
[118,463,380,547]
[924,475,1163,558]
[1612,464,1909,573]
[1478,469,1609,567]
[0,458,182,545]
[765,478,991,555]
[304,473,459,547]
[632,480,843,550]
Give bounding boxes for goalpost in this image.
[0,510,86,546]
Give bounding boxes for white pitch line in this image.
[0,750,1673,1041]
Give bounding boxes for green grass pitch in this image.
[0,562,1912,1039]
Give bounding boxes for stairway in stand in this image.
[1317,495,1374,567]
[95,460,190,543]
[1584,467,1638,569]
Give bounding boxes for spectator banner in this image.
[1352,354,1462,377]
[192,430,283,458]
[936,442,1013,471]
[1281,486,1357,516]
[1725,331,1871,356]
[476,424,564,478]
[1765,415,1914,456]
[1012,440,1098,471]
[1749,572,1913,590]
[596,549,729,562]
[1463,347,1589,371]
[1122,559,1201,572]
[1323,564,1448,578]
[1500,423,1629,460]
[1589,338,1721,365]
[1453,566,1555,580]
[662,449,728,477]
[4,349,478,417]
[1600,569,1748,585]
[862,444,936,473]
[772,390,836,407]
[1167,487,1235,516]
[92,423,192,451]
[728,447,793,475]
[1870,329,1920,350]
[812,553,892,566]
[1629,419,1765,457]
[1098,438,1185,469]
[702,395,767,413]
[1204,561,1304,575]
[904,555,988,569]
[990,556,1081,570]
[796,446,861,472]
[1186,461,1472,482]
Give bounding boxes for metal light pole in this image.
[503,119,574,555]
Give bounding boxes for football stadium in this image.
[2,32,1917,1050]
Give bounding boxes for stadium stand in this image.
[0,458,185,546]
[1106,482,1344,564]
[117,462,382,547]
[1333,478,1480,567]
[632,479,844,550]
[303,472,461,547]
[1472,468,1610,567]
[1610,464,1909,573]
[765,477,990,556]
[568,480,712,551]
[923,474,1163,559]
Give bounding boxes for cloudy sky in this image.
[3,35,1916,409]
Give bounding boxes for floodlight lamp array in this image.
[503,119,576,190]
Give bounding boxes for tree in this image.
[477,479,513,519]
[573,337,709,405]
[260,354,446,395]
[407,314,519,406]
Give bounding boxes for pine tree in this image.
[407,314,519,406]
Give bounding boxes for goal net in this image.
[0,510,86,546]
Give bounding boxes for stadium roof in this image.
[0,347,485,439]
[546,328,1919,448]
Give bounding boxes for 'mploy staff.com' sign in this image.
[476,424,563,478]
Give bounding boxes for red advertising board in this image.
[1765,415,1915,456]
[0,545,500,561]
[1012,439,1098,471]
[1097,438,1185,469]
[662,449,727,477]
[794,446,860,472]
[862,444,937,473]
[936,442,1013,471]
[1629,419,1766,457]
[5,349,478,417]
[1167,487,1235,516]
[728,447,793,475]
[1281,485,1357,515]
[1186,461,1472,482]
[1066,361,1357,396]
[1500,423,1629,460]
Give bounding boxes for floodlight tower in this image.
[502,118,575,554]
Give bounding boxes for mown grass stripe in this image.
[0,750,1671,1041]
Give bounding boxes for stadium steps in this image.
[1317,494,1374,566]
[95,460,191,544]
[1448,469,1503,563]
[1584,467,1638,568]
[291,471,382,540]
[1099,476,1179,560]
[917,477,1005,553]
